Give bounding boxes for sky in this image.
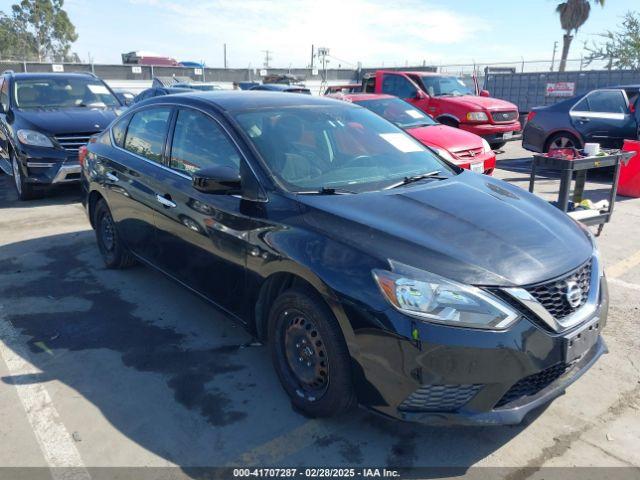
[0,0,637,68]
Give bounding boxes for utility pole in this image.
[317,47,329,93]
[550,41,558,71]
[310,44,315,70]
[223,43,227,69]
[262,50,272,69]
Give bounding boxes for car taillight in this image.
[78,145,88,167]
[526,111,537,123]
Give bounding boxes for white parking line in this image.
[0,307,90,480]
[609,277,640,292]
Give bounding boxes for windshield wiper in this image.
[384,170,447,190]
[297,186,356,195]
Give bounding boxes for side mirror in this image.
[415,90,427,100]
[479,89,490,97]
[193,166,241,194]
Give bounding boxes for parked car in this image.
[172,82,222,91]
[249,84,311,94]
[0,71,123,200]
[523,86,640,152]
[324,84,362,95]
[363,70,521,149]
[112,88,136,106]
[132,86,194,103]
[330,93,496,174]
[82,91,607,425]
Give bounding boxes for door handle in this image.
[578,117,590,123]
[155,194,177,208]
[105,172,119,182]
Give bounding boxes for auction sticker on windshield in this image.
[379,133,423,153]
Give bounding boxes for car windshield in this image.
[13,77,120,109]
[416,75,473,97]
[233,104,453,193]
[356,97,438,129]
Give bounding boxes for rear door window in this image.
[586,90,627,113]
[169,108,240,175]
[111,115,130,147]
[0,78,9,111]
[123,107,172,163]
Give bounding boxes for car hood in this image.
[299,172,592,287]
[16,108,120,134]
[443,95,517,112]
[406,124,483,152]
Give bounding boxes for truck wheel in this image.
[94,199,137,269]
[11,151,41,200]
[268,287,357,418]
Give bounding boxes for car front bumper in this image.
[453,151,497,175]
[16,145,81,186]
[398,336,607,425]
[347,275,609,426]
[460,121,522,144]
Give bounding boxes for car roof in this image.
[252,84,308,91]
[141,90,351,112]
[607,84,640,90]
[377,70,444,77]
[4,72,100,80]
[336,93,395,101]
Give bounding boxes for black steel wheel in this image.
[269,287,356,417]
[283,311,329,399]
[94,199,137,269]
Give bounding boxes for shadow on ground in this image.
[0,233,535,473]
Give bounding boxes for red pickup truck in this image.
[362,71,521,149]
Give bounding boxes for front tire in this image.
[489,141,506,150]
[268,287,356,417]
[94,199,137,269]
[11,151,41,200]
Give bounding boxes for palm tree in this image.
[556,0,605,71]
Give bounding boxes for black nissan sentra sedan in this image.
[81,92,608,425]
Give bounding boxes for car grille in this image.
[495,363,570,408]
[525,259,592,320]
[491,111,518,123]
[55,133,97,153]
[398,384,482,412]
[454,147,484,159]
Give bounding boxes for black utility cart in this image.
[528,151,633,235]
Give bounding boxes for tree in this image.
[556,0,605,71]
[585,11,640,69]
[0,0,78,62]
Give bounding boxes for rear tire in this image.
[94,199,137,269]
[545,132,580,152]
[11,151,41,200]
[268,287,356,418]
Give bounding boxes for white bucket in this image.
[584,143,601,156]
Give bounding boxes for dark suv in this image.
[0,71,123,200]
[82,92,607,425]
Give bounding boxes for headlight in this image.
[17,129,54,147]
[481,138,492,153]
[431,147,456,163]
[373,260,519,330]
[466,111,488,122]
